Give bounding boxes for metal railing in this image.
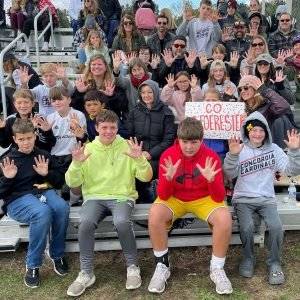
[34,5,55,69]
[0,33,30,119]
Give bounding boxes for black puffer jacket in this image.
[127,80,176,177]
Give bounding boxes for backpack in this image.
[135,7,156,30]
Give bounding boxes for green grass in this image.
[0,232,299,300]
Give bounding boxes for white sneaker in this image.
[210,268,233,295]
[126,265,141,290]
[19,41,28,51]
[67,271,96,297]
[41,42,49,51]
[148,263,170,294]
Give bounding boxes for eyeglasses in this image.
[157,21,167,25]
[257,61,269,66]
[234,21,245,27]
[251,42,264,47]
[123,21,133,26]
[280,19,291,23]
[238,86,249,92]
[173,44,186,49]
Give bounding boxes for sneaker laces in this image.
[153,263,169,282]
[211,268,231,286]
[127,265,139,277]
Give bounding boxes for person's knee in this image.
[267,220,283,235]
[210,208,232,231]
[33,205,52,225]
[79,218,96,234]
[239,219,255,235]
[149,205,172,230]
[114,217,132,232]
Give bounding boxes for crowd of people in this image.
[1,0,300,297]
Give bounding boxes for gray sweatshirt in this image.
[176,18,221,56]
[223,111,300,204]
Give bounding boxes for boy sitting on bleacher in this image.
[0,119,69,288]
[20,63,74,116]
[224,111,300,285]
[147,117,233,295]
[65,110,152,297]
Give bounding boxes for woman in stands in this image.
[111,14,146,53]
[254,53,295,105]
[238,75,297,148]
[78,0,104,30]
[21,0,59,52]
[72,54,128,134]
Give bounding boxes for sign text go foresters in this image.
[185,102,246,139]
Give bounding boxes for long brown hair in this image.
[175,71,192,102]
[117,14,139,38]
[83,55,114,90]
[82,0,98,17]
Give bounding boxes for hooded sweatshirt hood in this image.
[138,79,161,109]
[241,111,272,149]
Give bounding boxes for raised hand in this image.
[126,51,137,64]
[70,113,85,138]
[270,69,286,84]
[248,23,258,37]
[100,80,115,96]
[160,156,181,181]
[54,63,66,80]
[150,54,161,69]
[196,157,221,183]
[75,76,89,93]
[228,136,244,155]
[19,66,33,86]
[0,157,18,179]
[71,142,91,162]
[184,49,197,68]
[275,49,286,65]
[284,129,300,150]
[229,51,240,68]
[199,52,210,69]
[112,50,123,73]
[32,115,52,131]
[189,74,198,89]
[33,155,49,176]
[162,49,175,67]
[224,84,235,96]
[244,49,255,65]
[124,137,143,159]
[165,73,176,88]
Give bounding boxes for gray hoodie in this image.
[223,111,300,204]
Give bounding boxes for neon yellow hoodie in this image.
[65,135,153,202]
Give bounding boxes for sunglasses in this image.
[123,21,133,26]
[257,61,269,66]
[235,25,245,29]
[280,19,291,23]
[158,21,167,25]
[238,86,250,92]
[173,44,186,49]
[251,42,264,47]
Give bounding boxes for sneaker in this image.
[239,258,255,278]
[148,263,170,294]
[126,265,142,290]
[67,271,96,297]
[24,268,40,288]
[41,42,49,51]
[210,268,233,295]
[52,257,69,276]
[268,264,285,285]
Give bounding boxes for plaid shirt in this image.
[73,27,107,49]
[268,28,299,57]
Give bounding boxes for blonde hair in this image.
[13,89,35,102]
[244,93,264,114]
[39,63,57,75]
[83,55,114,90]
[160,8,177,30]
[86,30,104,50]
[250,35,269,55]
[208,60,228,87]
[83,0,98,17]
[204,88,221,101]
[11,0,26,11]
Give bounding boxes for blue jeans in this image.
[70,19,80,36]
[7,190,70,268]
[77,48,87,64]
[105,19,119,48]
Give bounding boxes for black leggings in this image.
[22,15,51,42]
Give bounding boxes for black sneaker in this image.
[24,268,40,288]
[53,257,68,276]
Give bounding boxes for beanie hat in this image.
[172,35,187,45]
[244,119,268,140]
[248,11,262,21]
[238,75,262,90]
[275,4,288,16]
[85,14,97,29]
[292,34,300,46]
[227,0,237,9]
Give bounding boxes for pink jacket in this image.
[161,86,203,123]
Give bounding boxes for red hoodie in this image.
[157,140,225,202]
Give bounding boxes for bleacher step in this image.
[0,237,20,252]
